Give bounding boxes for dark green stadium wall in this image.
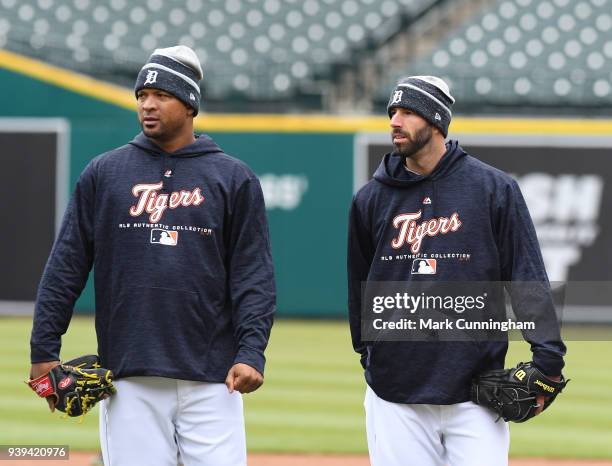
[211,132,353,316]
[0,66,353,317]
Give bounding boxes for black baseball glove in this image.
[28,355,116,417]
[471,361,568,423]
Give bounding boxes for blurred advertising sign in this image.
[0,118,69,313]
[211,131,354,316]
[259,173,309,210]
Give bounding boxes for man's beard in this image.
[392,124,433,159]
[140,119,163,140]
[140,118,181,142]
[141,125,161,139]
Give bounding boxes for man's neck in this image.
[152,126,196,153]
[404,138,447,175]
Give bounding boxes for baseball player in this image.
[347,76,566,466]
[29,45,275,466]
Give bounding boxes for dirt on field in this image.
[249,455,612,466]
[3,452,612,466]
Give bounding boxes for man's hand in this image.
[29,361,60,412]
[225,363,263,394]
[535,374,562,416]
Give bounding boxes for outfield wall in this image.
[1,49,611,319]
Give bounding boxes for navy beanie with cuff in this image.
[135,45,203,116]
[387,76,455,137]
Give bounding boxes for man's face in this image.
[136,88,192,142]
[389,107,433,158]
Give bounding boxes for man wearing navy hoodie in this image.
[348,76,566,466]
[29,46,275,466]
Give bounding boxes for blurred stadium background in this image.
[1,0,611,463]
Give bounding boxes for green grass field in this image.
[2,317,611,459]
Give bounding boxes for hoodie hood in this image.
[373,140,466,188]
[128,132,224,158]
[128,132,225,193]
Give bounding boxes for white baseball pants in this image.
[99,377,246,466]
[365,386,509,466]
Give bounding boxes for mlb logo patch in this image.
[411,258,437,275]
[150,229,178,246]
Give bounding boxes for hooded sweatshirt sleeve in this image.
[227,176,275,375]
[497,179,566,375]
[30,161,96,363]
[347,195,375,368]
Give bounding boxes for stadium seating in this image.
[0,0,436,103]
[377,0,612,110]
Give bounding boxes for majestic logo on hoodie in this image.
[129,181,205,223]
[391,210,462,253]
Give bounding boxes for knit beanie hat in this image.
[387,76,455,137]
[134,45,203,116]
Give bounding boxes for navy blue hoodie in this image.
[31,133,275,382]
[348,141,565,404]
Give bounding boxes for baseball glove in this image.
[471,361,568,423]
[27,355,116,417]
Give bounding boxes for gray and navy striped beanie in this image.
[387,76,455,137]
[135,45,203,116]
